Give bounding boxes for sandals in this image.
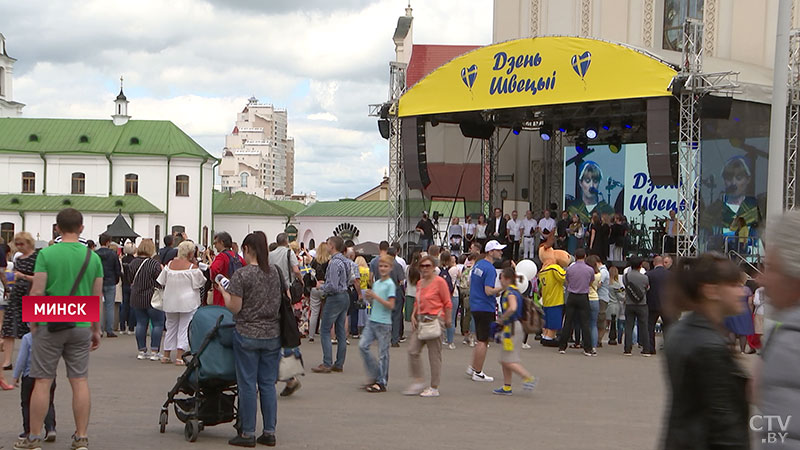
[365,383,386,393]
[175,359,185,366]
[160,357,172,364]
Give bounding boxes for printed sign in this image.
[23,296,100,322]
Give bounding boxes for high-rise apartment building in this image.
[220,97,295,198]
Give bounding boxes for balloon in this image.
[515,273,530,294]
[516,259,538,280]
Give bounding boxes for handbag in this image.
[277,267,302,348]
[417,314,442,341]
[287,249,304,304]
[151,286,164,310]
[278,350,305,381]
[48,247,92,333]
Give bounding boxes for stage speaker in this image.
[402,117,431,189]
[647,97,677,186]
[700,95,733,119]
[459,121,495,139]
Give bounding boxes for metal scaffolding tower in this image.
[369,61,407,243]
[481,133,498,216]
[675,19,738,258]
[787,29,800,211]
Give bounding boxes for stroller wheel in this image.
[159,410,168,434]
[185,419,200,442]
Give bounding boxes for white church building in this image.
[0,33,24,118]
[0,79,215,247]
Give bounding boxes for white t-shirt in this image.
[507,219,520,240]
[269,246,299,286]
[539,217,556,234]
[521,218,538,237]
[464,223,477,236]
[448,264,463,298]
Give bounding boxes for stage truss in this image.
[676,19,739,258]
[787,29,800,211]
[369,61,407,243]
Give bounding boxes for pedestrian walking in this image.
[312,236,350,373]
[359,255,396,393]
[2,232,36,371]
[467,240,505,382]
[306,242,330,343]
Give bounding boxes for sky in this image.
[0,0,492,200]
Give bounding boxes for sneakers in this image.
[44,430,56,442]
[558,350,566,354]
[447,343,456,350]
[469,338,476,348]
[13,436,42,450]
[149,352,162,362]
[403,382,426,396]
[493,387,513,396]
[462,337,470,345]
[105,332,117,338]
[521,343,531,349]
[70,434,89,450]
[522,377,538,391]
[308,337,315,343]
[256,433,276,446]
[623,352,632,356]
[642,352,653,358]
[137,351,149,360]
[228,434,255,447]
[584,351,593,357]
[466,366,475,377]
[419,387,440,397]
[472,371,494,382]
[399,336,407,343]
[280,380,301,397]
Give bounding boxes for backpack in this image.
[224,251,243,278]
[457,265,472,297]
[624,272,646,305]
[439,268,454,294]
[520,296,544,335]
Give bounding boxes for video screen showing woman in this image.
[566,160,615,224]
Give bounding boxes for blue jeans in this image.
[133,306,165,352]
[446,296,459,344]
[391,286,405,344]
[233,331,280,437]
[589,300,599,348]
[359,320,391,386]
[102,284,116,334]
[120,284,135,332]
[320,292,349,368]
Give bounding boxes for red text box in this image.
[22,296,100,322]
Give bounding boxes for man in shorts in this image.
[14,208,103,450]
[466,240,505,382]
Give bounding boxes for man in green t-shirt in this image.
[15,208,103,450]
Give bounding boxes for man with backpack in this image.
[623,257,652,356]
[210,232,245,307]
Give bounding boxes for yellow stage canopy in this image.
[398,36,678,118]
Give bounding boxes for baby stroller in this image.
[449,234,463,258]
[158,306,238,442]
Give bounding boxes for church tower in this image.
[111,76,130,126]
[0,32,25,117]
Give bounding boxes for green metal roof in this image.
[295,200,389,217]
[269,200,306,214]
[213,191,294,217]
[0,194,162,214]
[0,118,213,159]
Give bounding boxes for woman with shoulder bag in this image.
[129,239,164,361]
[216,232,282,447]
[403,255,452,398]
[156,241,206,365]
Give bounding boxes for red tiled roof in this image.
[406,44,481,88]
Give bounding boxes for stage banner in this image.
[623,144,678,228]
[399,36,677,117]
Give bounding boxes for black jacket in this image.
[646,266,669,311]
[485,217,507,242]
[662,312,750,450]
[96,247,121,286]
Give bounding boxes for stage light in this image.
[608,134,622,153]
[575,136,588,153]
[512,124,522,135]
[601,123,611,131]
[585,126,598,140]
[430,117,439,127]
[558,124,568,133]
[622,119,633,129]
[539,125,552,141]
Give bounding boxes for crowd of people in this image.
[2,205,800,448]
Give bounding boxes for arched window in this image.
[125,174,138,195]
[71,172,85,194]
[0,222,14,245]
[21,171,35,193]
[240,172,249,187]
[0,67,5,97]
[176,175,189,197]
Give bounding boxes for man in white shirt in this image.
[664,209,678,253]
[520,210,538,260]
[506,210,521,261]
[538,210,557,244]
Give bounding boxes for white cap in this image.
[484,240,506,252]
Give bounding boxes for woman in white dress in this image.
[157,240,206,365]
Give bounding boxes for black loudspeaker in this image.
[402,118,431,189]
[459,121,495,139]
[377,119,390,139]
[700,95,733,119]
[647,97,677,186]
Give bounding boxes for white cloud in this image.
[1,0,493,199]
